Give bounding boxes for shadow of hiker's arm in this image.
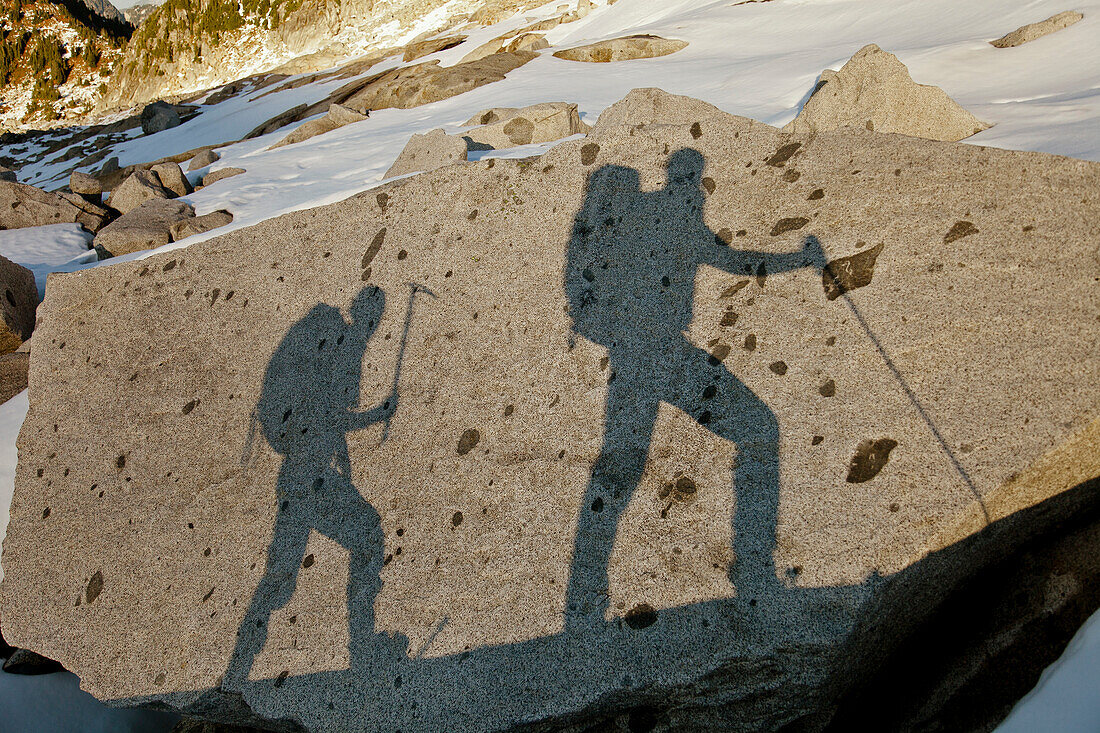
[345,394,398,432]
[707,235,826,276]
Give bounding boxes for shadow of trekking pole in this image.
[382,282,437,442]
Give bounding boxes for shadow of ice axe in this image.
[381,281,437,442]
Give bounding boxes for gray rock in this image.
[783,44,991,142]
[384,129,468,178]
[70,171,103,196]
[462,102,589,149]
[0,181,106,231]
[187,149,221,172]
[151,162,194,198]
[0,351,29,405]
[591,87,733,133]
[2,93,1098,732]
[202,168,246,187]
[141,101,182,135]
[99,156,120,175]
[991,10,1084,47]
[0,166,16,182]
[553,35,689,62]
[58,193,112,233]
[0,255,37,355]
[269,105,369,150]
[107,169,172,216]
[170,209,234,241]
[402,34,468,62]
[92,198,194,257]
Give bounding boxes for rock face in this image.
[991,10,1084,48]
[384,129,468,178]
[0,351,29,404]
[462,102,589,149]
[70,171,103,197]
[141,101,182,135]
[270,104,369,149]
[552,35,689,62]
[2,93,1099,732]
[202,168,246,187]
[92,199,195,257]
[170,210,234,241]
[107,169,173,216]
[151,162,194,198]
[0,182,107,232]
[591,87,729,133]
[0,255,37,354]
[783,44,991,142]
[402,35,467,62]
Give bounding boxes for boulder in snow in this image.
[0,254,37,355]
[169,209,234,241]
[402,35,468,62]
[0,166,16,183]
[92,199,194,257]
[552,35,689,63]
[201,168,246,187]
[591,87,735,133]
[463,102,589,149]
[150,162,193,198]
[140,101,182,135]
[0,351,28,405]
[269,105,369,150]
[384,128,469,178]
[69,171,102,197]
[782,44,991,142]
[187,149,221,172]
[107,169,173,216]
[0,182,107,232]
[991,11,1084,48]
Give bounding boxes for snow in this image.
[0,0,1098,729]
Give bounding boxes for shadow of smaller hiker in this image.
[227,286,403,685]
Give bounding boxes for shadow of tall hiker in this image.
[226,285,400,684]
[563,149,825,627]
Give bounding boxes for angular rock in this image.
[107,169,173,216]
[202,168,246,187]
[0,351,29,404]
[245,104,310,140]
[0,165,16,182]
[462,102,590,149]
[384,129,468,178]
[70,171,103,197]
[2,94,1099,733]
[170,209,234,241]
[783,44,991,142]
[187,149,221,172]
[552,35,689,63]
[269,105,369,150]
[151,162,194,198]
[591,87,734,133]
[2,647,63,675]
[0,255,37,355]
[991,11,1084,48]
[92,199,195,257]
[141,101,182,135]
[57,194,112,233]
[0,182,105,231]
[402,35,468,62]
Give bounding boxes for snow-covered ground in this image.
[0,0,1098,729]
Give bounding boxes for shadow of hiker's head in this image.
[667,147,705,189]
[349,285,385,332]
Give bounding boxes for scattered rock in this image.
[107,169,173,215]
[0,181,106,231]
[170,209,234,241]
[385,129,469,178]
[187,149,221,172]
[991,11,1084,47]
[202,168,247,187]
[69,171,102,197]
[0,351,28,404]
[403,35,468,62]
[92,199,195,257]
[0,255,37,355]
[151,162,194,198]
[3,91,1098,733]
[269,104,369,149]
[783,44,991,141]
[552,35,689,63]
[463,102,589,149]
[140,101,181,135]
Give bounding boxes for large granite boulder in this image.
[552,35,689,62]
[462,102,589,149]
[591,87,729,133]
[151,162,194,198]
[0,182,107,232]
[402,35,467,62]
[991,10,1084,48]
[141,101,182,135]
[170,209,234,241]
[0,255,37,354]
[384,129,468,178]
[107,169,173,216]
[783,44,991,142]
[1,92,1098,732]
[0,351,29,404]
[269,104,369,150]
[187,149,221,172]
[202,168,246,187]
[92,199,195,257]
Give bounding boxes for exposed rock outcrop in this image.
[552,35,689,62]
[92,199,195,257]
[151,163,194,198]
[402,35,468,62]
[462,102,589,149]
[0,352,29,405]
[70,172,103,198]
[170,210,235,241]
[2,93,1097,732]
[188,150,222,172]
[269,105,370,149]
[0,182,107,232]
[591,87,731,133]
[107,169,173,216]
[202,168,247,187]
[0,255,37,354]
[385,129,469,178]
[991,10,1084,47]
[783,44,991,141]
[141,101,182,135]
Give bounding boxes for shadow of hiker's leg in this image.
[668,339,782,603]
[227,482,311,686]
[565,364,659,631]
